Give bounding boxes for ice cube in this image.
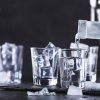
[43,56,50,67]
[36,55,44,67]
[43,42,57,60]
[27,87,56,96]
[67,85,83,95]
[70,42,89,49]
[45,42,56,49]
[38,87,49,95]
[0,71,10,83]
[1,43,13,69]
[1,43,17,71]
[84,82,100,91]
[41,67,53,78]
[0,47,3,71]
[27,91,39,96]
[0,42,23,84]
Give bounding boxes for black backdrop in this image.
[0,0,92,82]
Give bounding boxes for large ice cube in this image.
[70,42,89,58]
[42,42,58,75]
[67,85,83,95]
[43,42,57,60]
[76,20,100,39]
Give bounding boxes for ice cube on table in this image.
[27,87,49,95]
[67,85,83,95]
[27,87,56,96]
[39,87,49,95]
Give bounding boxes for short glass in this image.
[59,49,89,88]
[0,43,23,84]
[30,47,59,86]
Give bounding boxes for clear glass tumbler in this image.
[0,43,23,85]
[59,49,89,88]
[30,47,59,86]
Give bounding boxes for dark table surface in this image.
[0,83,100,100]
[0,82,100,95]
[0,90,100,100]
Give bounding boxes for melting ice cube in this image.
[27,87,56,95]
[67,85,83,95]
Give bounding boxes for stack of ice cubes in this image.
[0,42,23,84]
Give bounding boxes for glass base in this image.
[33,77,57,86]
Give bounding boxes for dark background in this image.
[0,0,99,82]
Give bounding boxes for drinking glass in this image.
[0,43,23,85]
[59,49,89,88]
[30,47,59,86]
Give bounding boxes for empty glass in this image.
[30,47,59,86]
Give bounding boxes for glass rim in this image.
[30,47,46,50]
[61,48,89,51]
[30,47,88,50]
[59,56,81,59]
[30,47,59,49]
